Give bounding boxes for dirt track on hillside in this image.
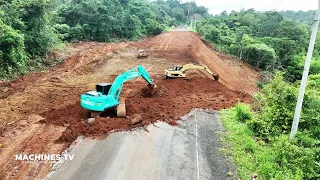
[0,31,258,179]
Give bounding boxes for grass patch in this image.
[221,107,275,179]
[164,26,174,32]
[189,26,197,32]
[220,103,319,180]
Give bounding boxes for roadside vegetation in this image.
[220,73,320,180]
[0,0,208,79]
[1,1,319,179]
[198,9,320,180]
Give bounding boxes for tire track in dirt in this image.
[0,31,258,180]
[157,32,175,50]
[164,32,176,50]
[138,31,258,94]
[157,35,169,50]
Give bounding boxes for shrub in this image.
[235,103,253,123]
[54,24,70,41]
[273,135,320,179]
[247,72,298,139]
[0,20,27,79]
[221,108,320,180]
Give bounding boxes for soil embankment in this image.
[0,31,257,179]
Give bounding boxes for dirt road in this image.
[47,110,237,180]
[0,30,257,179]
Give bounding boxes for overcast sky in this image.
[189,0,318,14]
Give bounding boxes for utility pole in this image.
[290,0,320,140]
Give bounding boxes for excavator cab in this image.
[173,65,183,71]
[96,83,112,95]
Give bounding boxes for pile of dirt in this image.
[0,31,259,179]
[134,31,259,95]
[39,77,251,146]
[126,77,250,120]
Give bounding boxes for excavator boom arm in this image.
[180,64,205,72]
[108,65,155,99]
[165,63,219,80]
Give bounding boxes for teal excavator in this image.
[80,65,156,117]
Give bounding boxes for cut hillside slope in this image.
[190,34,258,95]
[0,31,258,179]
[136,31,258,95]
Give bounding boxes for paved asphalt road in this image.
[173,27,190,31]
[46,110,237,180]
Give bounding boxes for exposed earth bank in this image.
[0,31,258,179]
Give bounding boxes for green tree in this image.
[0,20,27,78]
[20,0,59,56]
[248,72,320,140]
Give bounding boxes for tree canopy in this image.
[0,0,207,79]
[196,9,320,82]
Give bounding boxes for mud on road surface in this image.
[47,110,237,180]
[0,31,258,179]
[41,77,251,145]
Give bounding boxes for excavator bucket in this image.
[213,74,219,80]
[148,83,158,95]
[140,84,158,97]
[116,99,126,118]
[148,83,157,89]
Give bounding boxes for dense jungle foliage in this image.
[0,1,319,179]
[0,0,208,79]
[280,10,316,26]
[196,9,320,82]
[220,73,319,179]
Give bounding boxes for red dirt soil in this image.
[0,31,258,179]
[39,77,251,144]
[135,31,259,95]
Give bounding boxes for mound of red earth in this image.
[40,77,251,146]
[0,31,258,179]
[135,31,259,95]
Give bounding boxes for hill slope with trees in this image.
[0,0,207,79]
[196,9,320,82]
[196,9,319,179]
[280,10,316,26]
[0,1,319,179]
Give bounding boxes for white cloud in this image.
[190,0,318,14]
